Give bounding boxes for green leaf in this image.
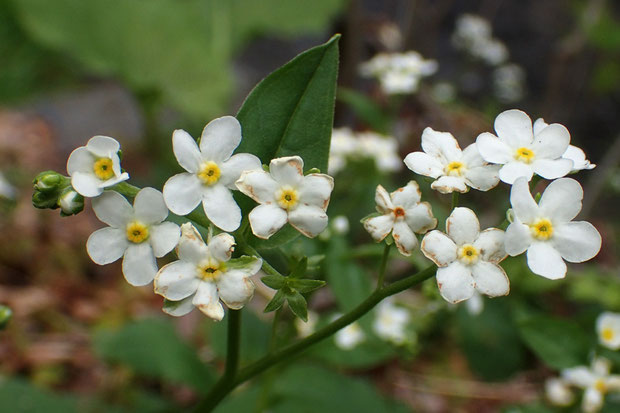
[93,318,215,393]
[517,315,591,369]
[264,290,287,313]
[250,224,301,250]
[286,290,308,321]
[227,255,260,270]
[288,279,326,294]
[337,88,390,133]
[0,378,78,413]
[236,34,340,173]
[289,256,308,279]
[261,274,286,290]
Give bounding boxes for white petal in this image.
[510,177,538,223]
[288,204,328,238]
[91,190,133,228]
[248,204,288,239]
[149,222,180,257]
[533,118,549,135]
[460,143,485,168]
[596,313,620,350]
[526,242,567,279]
[471,261,509,297]
[207,233,235,263]
[476,132,512,164]
[163,172,203,216]
[494,109,533,148]
[217,270,255,310]
[392,221,417,256]
[86,135,120,157]
[177,223,208,264]
[172,129,202,173]
[499,161,534,184]
[101,171,129,189]
[404,202,436,234]
[67,147,95,175]
[420,127,462,163]
[436,262,475,303]
[235,170,278,204]
[200,116,242,163]
[202,185,241,232]
[446,207,480,245]
[391,181,421,207]
[364,214,394,242]
[421,230,457,266]
[269,156,304,186]
[133,187,168,225]
[464,165,500,191]
[539,178,583,223]
[71,172,104,197]
[474,228,506,263]
[298,174,334,209]
[219,153,262,188]
[193,281,224,321]
[403,151,444,178]
[162,296,195,317]
[86,227,128,264]
[582,387,603,413]
[562,366,595,387]
[563,145,595,171]
[374,185,394,213]
[552,221,601,263]
[532,158,573,180]
[532,123,570,159]
[431,176,468,193]
[122,243,157,286]
[505,220,532,256]
[154,260,200,300]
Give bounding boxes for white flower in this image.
[87,188,180,286]
[505,177,602,279]
[562,358,620,413]
[332,215,350,235]
[363,181,436,256]
[328,128,357,175]
[493,64,526,103]
[373,299,411,345]
[545,377,574,406]
[0,172,15,199]
[534,118,596,172]
[334,319,365,350]
[452,14,508,66]
[360,51,437,94]
[235,156,334,239]
[295,310,318,338]
[154,223,262,321]
[421,207,509,304]
[476,110,574,184]
[66,136,129,197]
[596,312,620,350]
[357,132,402,173]
[404,127,500,194]
[163,116,262,232]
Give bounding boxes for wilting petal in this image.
[219,153,262,188]
[421,230,457,266]
[163,172,203,216]
[474,228,506,263]
[176,223,208,265]
[539,178,583,223]
[532,158,572,180]
[248,204,288,239]
[288,204,328,238]
[202,184,241,232]
[499,161,534,184]
[86,227,128,264]
[364,214,394,242]
[374,185,393,213]
[476,132,512,164]
[552,221,601,263]
[391,181,422,207]
[403,151,444,179]
[200,116,242,163]
[172,129,202,173]
[207,233,235,263]
[67,147,95,174]
[392,221,417,256]
[526,242,567,279]
[269,156,304,186]
[217,270,255,310]
[510,177,538,223]
[431,176,468,193]
[471,261,509,297]
[532,123,570,159]
[149,221,180,257]
[71,172,104,197]
[154,260,200,300]
[298,174,334,209]
[446,207,480,245]
[122,243,157,286]
[92,191,133,228]
[193,281,224,321]
[420,127,462,164]
[133,187,168,225]
[405,202,436,234]
[235,170,278,204]
[494,109,533,148]
[436,262,475,303]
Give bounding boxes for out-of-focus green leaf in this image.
[587,12,620,51]
[0,379,78,413]
[310,332,396,369]
[501,402,555,413]
[337,88,390,133]
[93,318,215,393]
[210,309,270,364]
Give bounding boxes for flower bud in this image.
[32,190,60,209]
[58,187,84,216]
[33,171,65,193]
[0,305,12,330]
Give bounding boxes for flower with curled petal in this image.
[596,312,620,350]
[87,188,180,286]
[421,207,509,304]
[505,177,602,280]
[163,116,262,232]
[534,118,596,172]
[404,127,500,194]
[562,358,620,413]
[363,181,436,256]
[476,109,574,184]
[154,223,262,321]
[235,156,334,239]
[67,136,129,197]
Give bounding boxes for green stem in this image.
[376,242,391,289]
[451,192,459,209]
[239,243,285,277]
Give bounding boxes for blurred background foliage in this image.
[0,0,619,412]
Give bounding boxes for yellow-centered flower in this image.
[457,244,480,265]
[444,161,465,176]
[530,218,553,240]
[126,221,149,243]
[197,161,221,185]
[514,147,535,164]
[93,158,115,180]
[197,260,225,281]
[276,186,299,210]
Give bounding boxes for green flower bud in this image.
[33,171,66,193]
[58,187,84,216]
[0,305,12,329]
[32,190,60,209]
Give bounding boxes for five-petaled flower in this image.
[421,207,509,304]
[363,181,436,256]
[476,109,573,184]
[163,116,262,232]
[67,136,129,197]
[154,223,262,321]
[596,312,620,350]
[404,127,500,194]
[235,156,334,239]
[504,177,601,280]
[87,188,180,286]
[562,357,620,413]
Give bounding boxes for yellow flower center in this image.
[444,161,465,177]
[515,147,535,163]
[93,158,115,180]
[457,244,480,265]
[197,161,221,185]
[126,221,149,243]
[602,327,615,342]
[197,260,225,281]
[276,186,299,210]
[595,379,607,394]
[530,218,554,240]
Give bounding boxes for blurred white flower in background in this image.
[373,299,411,345]
[328,128,402,175]
[295,310,319,338]
[493,64,526,103]
[452,14,509,66]
[562,357,620,413]
[596,312,620,350]
[334,319,365,350]
[0,172,15,199]
[545,377,574,407]
[360,51,438,94]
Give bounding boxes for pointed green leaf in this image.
[289,256,308,279]
[286,290,308,321]
[264,290,287,313]
[261,274,286,290]
[227,255,261,270]
[288,279,326,294]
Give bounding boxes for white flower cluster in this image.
[452,14,508,66]
[359,51,438,95]
[365,108,600,304]
[65,116,335,321]
[329,128,402,175]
